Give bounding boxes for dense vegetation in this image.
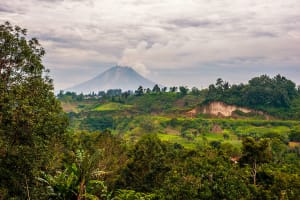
[0,22,68,199]
[205,76,300,118]
[1,22,300,199]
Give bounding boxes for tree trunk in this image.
[25,175,31,200]
[77,178,85,200]
[251,159,257,185]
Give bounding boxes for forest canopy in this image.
[205,74,297,108]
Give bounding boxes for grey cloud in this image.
[37,0,86,3]
[0,5,15,13]
[252,31,277,38]
[37,0,63,2]
[234,57,265,62]
[215,57,265,65]
[168,18,221,28]
[0,3,26,14]
[285,15,300,23]
[282,15,300,31]
[3,0,299,90]
[34,0,94,9]
[39,35,70,45]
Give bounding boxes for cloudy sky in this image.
[1,0,300,90]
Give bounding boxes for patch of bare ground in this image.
[61,102,79,113]
[289,142,300,149]
[165,127,181,135]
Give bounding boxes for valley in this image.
[55,77,300,199]
[60,89,300,150]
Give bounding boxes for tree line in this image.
[58,76,300,110]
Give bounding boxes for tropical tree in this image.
[0,21,68,198]
[161,87,167,92]
[135,86,144,96]
[117,134,170,192]
[152,84,160,93]
[179,86,189,96]
[240,137,272,185]
[169,86,177,93]
[39,149,109,200]
[191,87,200,96]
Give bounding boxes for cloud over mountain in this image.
[1,0,299,89]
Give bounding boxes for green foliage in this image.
[117,134,170,192]
[240,137,272,185]
[191,87,200,96]
[39,149,110,200]
[3,22,300,199]
[248,75,296,107]
[135,86,144,96]
[38,165,79,199]
[241,137,272,165]
[169,86,178,93]
[289,129,300,142]
[57,91,84,101]
[152,84,161,93]
[113,189,157,200]
[56,89,300,199]
[158,148,251,200]
[0,21,68,198]
[179,86,189,96]
[139,118,156,133]
[205,75,299,118]
[80,114,114,131]
[94,102,132,111]
[168,118,180,127]
[127,92,178,113]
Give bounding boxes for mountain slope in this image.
[66,66,157,93]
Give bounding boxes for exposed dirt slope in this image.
[201,101,255,117]
[187,101,269,118]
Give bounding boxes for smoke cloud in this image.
[118,41,150,76]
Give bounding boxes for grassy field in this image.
[93,102,133,111]
[60,95,300,152]
[158,133,199,149]
[61,101,100,113]
[158,131,242,149]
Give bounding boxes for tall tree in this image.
[240,137,272,185]
[135,85,144,96]
[152,84,160,93]
[179,86,189,96]
[169,86,177,93]
[117,134,169,192]
[191,87,200,96]
[0,22,67,198]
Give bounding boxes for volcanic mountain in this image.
[66,66,157,94]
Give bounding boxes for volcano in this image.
[66,66,157,94]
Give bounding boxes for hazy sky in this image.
[1,0,300,90]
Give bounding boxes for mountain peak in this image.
[66,66,157,94]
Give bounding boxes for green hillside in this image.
[57,88,300,199]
